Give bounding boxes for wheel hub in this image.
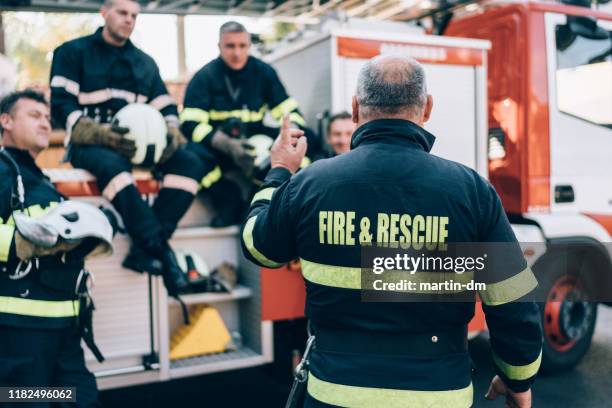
[544,275,592,352]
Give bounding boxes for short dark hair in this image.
[327,111,352,133]
[0,89,48,132]
[219,21,249,38]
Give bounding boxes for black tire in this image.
[534,255,598,374]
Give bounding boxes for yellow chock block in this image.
[170,305,232,360]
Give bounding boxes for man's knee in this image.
[70,145,133,185]
[162,146,208,181]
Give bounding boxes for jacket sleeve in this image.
[0,170,17,267]
[477,182,543,392]
[49,43,83,139]
[180,71,214,146]
[147,63,179,129]
[240,167,298,268]
[263,65,306,128]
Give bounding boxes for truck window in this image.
[555,21,612,129]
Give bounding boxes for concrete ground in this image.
[101,305,612,407]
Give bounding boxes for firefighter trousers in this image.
[0,325,100,408]
[70,144,205,246]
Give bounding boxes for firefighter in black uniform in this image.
[50,0,205,294]
[0,90,103,407]
[180,21,318,226]
[241,56,543,407]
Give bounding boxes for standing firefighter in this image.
[49,0,205,295]
[0,90,113,407]
[241,56,543,407]
[181,21,315,226]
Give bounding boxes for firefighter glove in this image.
[71,117,136,158]
[159,127,188,164]
[211,130,256,176]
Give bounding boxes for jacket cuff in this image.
[262,167,292,187]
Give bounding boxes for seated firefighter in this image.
[49,0,205,295]
[180,21,321,227]
[0,90,117,406]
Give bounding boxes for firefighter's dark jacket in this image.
[0,148,81,329]
[241,119,543,406]
[180,56,306,145]
[50,27,178,134]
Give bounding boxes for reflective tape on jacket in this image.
[307,372,473,408]
[200,166,222,189]
[478,267,538,306]
[180,107,210,124]
[193,122,214,143]
[250,187,275,205]
[270,98,299,120]
[0,224,15,262]
[300,258,475,291]
[492,351,542,381]
[0,296,79,318]
[242,216,282,268]
[209,107,266,123]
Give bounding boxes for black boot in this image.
[157,242,190,294]
[123,245,163,276]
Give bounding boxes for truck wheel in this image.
[536,256,597,374]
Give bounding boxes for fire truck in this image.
[266,0,612,374]
[7,0,610,390]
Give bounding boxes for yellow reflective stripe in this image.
[478,267,538,306]
[251,187,275,205]
[180,107,209,124]
[200,166,222,189]
[209,107,265,123]
[0,224,15,262]
[193,123,214,143]
[289,112,306,127]
[492,351,542,381]
[300,258,475,291]
[301,259,361,289]
[242,216,282,268]
[300,156,311,169]
[0,296,79,318]
[5,202,59,226]
[308,372,473,408]
[270,98,299,120]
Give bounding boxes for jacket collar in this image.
[350,119,436,152]
[93,27,135,51]
[2,146,44,175]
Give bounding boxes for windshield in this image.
[555,18,612,128]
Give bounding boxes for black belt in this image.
[312,324,468,357]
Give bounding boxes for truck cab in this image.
[446,0,612,371]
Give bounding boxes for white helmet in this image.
[113,103,168,167]
[175,249,210,283]
[248,134,274,167]
[13,200,114,257]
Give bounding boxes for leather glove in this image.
[71,117,136,158]
[15,231,81,261]
[211,130,256,177]
[159,127,187,164]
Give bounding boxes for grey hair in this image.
[355,55,427,117]
[220,21,249,38]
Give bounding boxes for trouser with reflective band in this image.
[70,145,205,244]
[306,325,473,408]
[0,324,100,408]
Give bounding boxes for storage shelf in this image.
[169,346,267,379]
[168,285,252,305]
